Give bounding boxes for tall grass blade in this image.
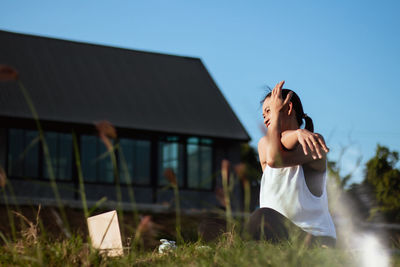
[17,81,70,234]
[117,145,139,226]
[109,146,125,238]
[96,121,125,238]
[0,231,9,246]
[221,160,233,232]
[88,197,108,217]
[173,184,183,244]
[163,168,183,244]
[1,187,17,240]
[72,132,89,220]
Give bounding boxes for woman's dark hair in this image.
[262,89,314,132]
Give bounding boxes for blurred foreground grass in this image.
[1,230,400,266]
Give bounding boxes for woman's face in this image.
[262,96,272,128]
[262,96,293,129]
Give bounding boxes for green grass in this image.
[2,228,399,267]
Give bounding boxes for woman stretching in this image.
[247,81,336,247]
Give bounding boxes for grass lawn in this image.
[1,226,399,266]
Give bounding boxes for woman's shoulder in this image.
[258,136,268,171]
[257,136,268,156]
[258,135,268,148]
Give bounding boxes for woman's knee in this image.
[246,208,289,241]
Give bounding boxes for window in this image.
[118,138,151,185]
[158,139,184,187]
[157,136,214,190]
[187,137,213,189]
[8,128,39,178]
[43,132,72,180]
[81,135,114,183]
[7,128,214,191]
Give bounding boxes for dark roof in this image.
[0,30,249,141]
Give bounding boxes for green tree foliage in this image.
[328,160,353,189]
[239,143,262,182]
[364,144,400,221]
[327,145,362,190]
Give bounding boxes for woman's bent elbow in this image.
[267,156,286,168]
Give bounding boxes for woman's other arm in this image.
[280,129,329,171]
[262,134,327,172]
[281,129,329,159]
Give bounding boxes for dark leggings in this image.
[245,208,336,247]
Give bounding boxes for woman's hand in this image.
[296,129,329,159]
[269,81,293,114]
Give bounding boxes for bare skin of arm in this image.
[281,129,328,158]
[280,129,329,171]
[258,135,327,172]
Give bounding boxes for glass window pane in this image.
[201,138,213,145]
[119,138,151,185]
[187,144,200,188]
[187,143,213,190]
[200,146,213,189]
[59,133,72,180]
[119,138,134,184]
[43,132,58,179]
[8,129,24,177]
[166,136,179,142]
[134,140,150,185]
[24,130,39,177]
[98,139,114,183]
[158,141,183,187]
[42,132,72,181]
[187,137,199,145]
[81,135,97,182]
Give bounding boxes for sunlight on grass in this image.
[0,230,363,266]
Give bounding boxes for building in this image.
[0,30,250,212]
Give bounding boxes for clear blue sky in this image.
[1,0,400,184]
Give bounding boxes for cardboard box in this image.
[87,210,123,257]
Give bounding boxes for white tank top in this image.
[259,165,336,238]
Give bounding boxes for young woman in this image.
[246,81,336,247]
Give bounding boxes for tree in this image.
[364,144,400,221]
[239,143,262,182]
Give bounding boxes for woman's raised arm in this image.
[261,81,328,172]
